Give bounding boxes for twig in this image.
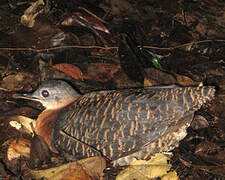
[0,39,224,52]
[78,7,108,24]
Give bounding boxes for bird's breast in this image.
[35,109,62,152]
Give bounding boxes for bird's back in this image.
[52,86,215,163]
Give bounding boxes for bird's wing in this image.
[53,87,196,160]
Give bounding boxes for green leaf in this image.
[152,57,163,70]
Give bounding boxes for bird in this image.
[14,80,215,166]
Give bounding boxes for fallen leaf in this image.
[8,115,36,135]
[24,156,106,180]
[62,12,110,34]
[116,153,174,180]
[191,115,209,130]
[113,70,142,88]
[21,0,45,27]
[1,72,35,91]
[86,63,120,83]
[28,134,51,169]
[52,63,84,80]
[145,68,176,85]
[194,140,219,156]
[9,121,22,130]
[144,78,159,87]
[162,171,179,180]
[7,138,31,160]
[61,164,92,180]
[175,74,200,86]
[152,57,163,70]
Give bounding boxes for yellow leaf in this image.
[116,153,174,180]
[162,171,179,180]
[9,115,36,135]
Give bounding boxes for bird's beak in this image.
[13,93,40,102]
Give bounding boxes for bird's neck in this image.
[35,108,63,152]
[35,99,76,152]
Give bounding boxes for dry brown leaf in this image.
[194,140,219,156]
[113,70,142,89]
[85,63,120,83]
[24,156,106,180]
[7,138,31,160]
[116,153,174,180]
[175,74,200,86]
[62,164,91,180]
[145,68,176,85]
[1,72,34,91]
[191,115,209,130]
[29,134,51,169]
[62,12,110,34]
[52,63,84,80]
[79,156,106,178]
[144,78,159,87]
[189,165,225,177]
[217,92,225,102]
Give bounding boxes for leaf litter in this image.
[0,0,225,179]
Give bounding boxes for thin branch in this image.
[0,39,224,52]
[0,45,118,52]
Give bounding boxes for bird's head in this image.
[14,80,80,110]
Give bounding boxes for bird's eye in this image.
[41,90,49,98]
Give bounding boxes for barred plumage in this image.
[15,80,215,165]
